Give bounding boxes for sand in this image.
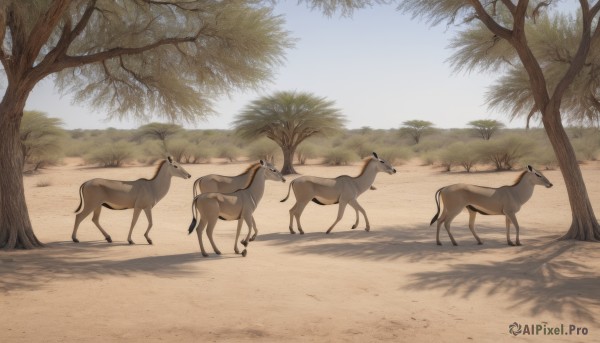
[1,158,599,342]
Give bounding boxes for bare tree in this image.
[468,119,505,140]
[400,120,434,144]
[233,91,345,174]
[0,1,291,249]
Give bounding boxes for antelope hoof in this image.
[508,241,516,246]
[106,236,112,243]
[249,237,256,242]
[351,225,357,230]
[235,249,240,254]
[516,241,522,246]
[72,238,79,243]
[242,249,247,257]
[365,227,370,232]
[241,240,248,247]
[436,241,442,246]
[451,242,458,246]
[128,240,134,245]
[202,253,209,257]
[289,227,296,234]
[215,250,222,255]
[477,241,483,245]
[299,230,305,235]
[146,239,153,245]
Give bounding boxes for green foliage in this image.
[400,120,434,144]
[437,142,480,172]
[323,148,359,166]
[296,142,319,165]
[138,123,183,149]
[218,145,242,163]
[86,141,135,167]
[467,119,505,140]
[247,138,280,164]
[475,135,535,171]
[344,135,376,158]
[20,111,66,171]
[376,146,412,165]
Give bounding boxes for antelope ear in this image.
[527,165,533,172]
[372,152,379,159]
[167,156,173,164]
[259,159,265,166]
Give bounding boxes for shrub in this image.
[438,142,480,172]
[86,141,134,167]
[247,138,279,164]
[323,148,359,166]
[187,145,213,164]
[218,144,242,162]
[344,136,376,158]
[475,135,535,171]
[376,146,412,165]
[296,142,318,164]
[166,138,190,163]
[573,135,600,161]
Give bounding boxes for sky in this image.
[24,2,522,130]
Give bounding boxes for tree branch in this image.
[53,31,203,71]
[467,0,513,40]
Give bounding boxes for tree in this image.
[20,111,66,171]
[400,120,434,144]
[0,1,291,249]
[396,0,600,240]
[233,91,345,174]
[468,119,505,140]
[137,122,183,151]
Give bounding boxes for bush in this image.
[296,143,318,164]
[247,138,279,164]
[475,135,535,171]
[218,144,242,162]
[529,146,559,170]
[166,138,190,163]
[376,146,412,165]
[344,136,376,158]
[573,134,600,161]
[438,142,480,172]
[187,145,213,164]
[86,141,134,167]
[323,148,359,166]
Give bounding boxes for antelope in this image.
[188,160,285,257]
[72,156,191,244]
[430,165,553,246]
[192,163,262,241]
[281,152,396,234]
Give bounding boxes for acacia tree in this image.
[20,111,66,171]
[0,1,291,249]
[400,119,434,144]
[468,119,505,140]
[137,122,183,151]
[233,91,345,174]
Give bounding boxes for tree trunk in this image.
[542,108,600,241]
[0,100,43,249]
[281,145,297,175]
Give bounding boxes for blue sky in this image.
[25,2,520,130]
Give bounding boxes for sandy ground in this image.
[1,158,600,342]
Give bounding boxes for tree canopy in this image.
[400,119,434,144]
[468,119,505,140]
[233,91,345,174]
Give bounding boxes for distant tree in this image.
[19,111,66,171]
[400,120,434,144]
[233,91,345,174]
[138,123,183,151]
[468,119,505,140]
[0,1,291,249]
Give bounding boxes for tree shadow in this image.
[0,240,222,292]
[403,239,600,323]
[257,224,521,262]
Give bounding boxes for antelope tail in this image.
[188,196,199,234]
[280,180,295,202]
[192,177,203,199]
[429,187,444,226]
[74,182,85,213]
